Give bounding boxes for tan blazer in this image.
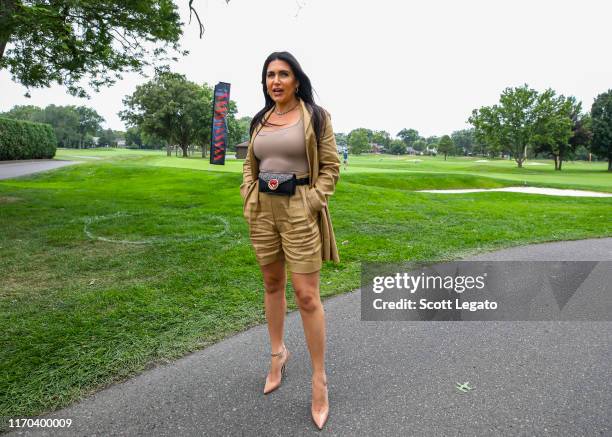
[240,98,341,263]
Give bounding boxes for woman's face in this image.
[266,59,300,105]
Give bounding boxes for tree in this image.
[532,93,576,170]
[569,112,592,160]
[75,106,104,149]
[387,139,406,155]
[43,104,80,147]
[2,103,104,148]
[412,139,426,154]
[97,128,115,147]
[236,116,252,144]
[590,89,612,171]
[451,129,475,156]
[125,127,143,149]
[334,133,347,149]
[437,135,454,160]
[425,135,439,145]
[0,0,191,97]
[224,100,242,153]
[469,84,544,168]
[372,130,391,149]
[120,72,210,158]
[347,128,370,155]
[397,128,419,149]
[0,104,44,122]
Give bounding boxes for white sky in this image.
[1,0,611,137]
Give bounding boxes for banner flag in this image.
[210,82,231,165]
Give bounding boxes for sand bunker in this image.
[474,160,489,162]
[417,186,612,197]
[526,162,548,166]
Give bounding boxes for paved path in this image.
[5,238,612,436]
[0,160,82,180]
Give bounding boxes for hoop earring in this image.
[295,86,299,94]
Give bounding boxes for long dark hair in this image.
[249,51,328,145]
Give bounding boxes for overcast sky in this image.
[1,0,611,137]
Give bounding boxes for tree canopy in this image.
[590,89,612,171]
[0,0,186,97]
[469,84,578,168]
[1,103,104,147]
[120,72,244,158]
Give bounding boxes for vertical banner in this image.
[210,82,231,165]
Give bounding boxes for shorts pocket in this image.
[299,186,317,222]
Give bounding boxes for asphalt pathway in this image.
[0,160,82,180]
[5,238,612,436]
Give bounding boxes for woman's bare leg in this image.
[261,258,289,390]
[291,270,328,414]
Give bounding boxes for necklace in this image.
[274,101,299,116]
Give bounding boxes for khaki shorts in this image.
[243,177,322,274]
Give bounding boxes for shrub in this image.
[0,117,57,160]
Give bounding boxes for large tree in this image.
[75,106,104,148]
[470,84,548,168]
[451,129,475,156]
[0,0,191,97]
[0,104,44,121]
[121,73,238,158]
[347,128,370,155]
[590,89,612,171]
[532,93,577,170]
[397,128,419,149]
[387,139,406,155]
[372,130,391,149]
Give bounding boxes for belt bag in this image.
[259,172,296,195]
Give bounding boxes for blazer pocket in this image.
[306,187,324,214]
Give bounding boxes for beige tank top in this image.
[253,117,308,174]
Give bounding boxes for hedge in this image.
[0,117,57,160]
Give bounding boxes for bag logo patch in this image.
[268,179,279,190]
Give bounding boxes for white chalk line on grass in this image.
[416,186,612,197]
[82,211,231,244]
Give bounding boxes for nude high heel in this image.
[311,376,329,430]
[263,344,290,394]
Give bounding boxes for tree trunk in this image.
[166,143,171,156]
[608,158,611,171]
[0,0,17,61]
[553,155,559,170]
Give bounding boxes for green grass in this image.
[0,149,611,425]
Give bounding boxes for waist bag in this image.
[258,172,309,196]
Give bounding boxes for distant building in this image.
[116,139,126,147]
[371,143,384,154]
[235,141,248,159]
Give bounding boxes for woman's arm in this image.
[307,111,341,211]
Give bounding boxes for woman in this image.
[240,51,340,430]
